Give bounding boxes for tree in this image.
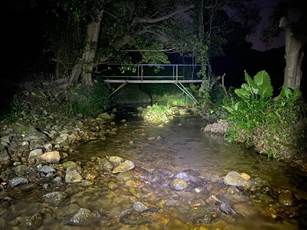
[266,0,307,89]
[48,0,194,87]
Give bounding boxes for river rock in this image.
[13,165,28,177]
[65,168,82,183]
[224,171,250,187]
[40,151,61,163]
[108,156,124,164]
[233,202,258,217]
[202,120,229,135]
[24,213,43,229]
[37,165,56,174]
[133,201,149,212]
[97,158,113,171]
[171,178,188,191]
[28,149,43,159]
[43,191,67,206]
[9,177,28,187]
[0,149,10,165]
[112,160,135,174]
[0,135,11,146]
[278,190,294,206]
[62,161,79,170]
[68,208,98,226]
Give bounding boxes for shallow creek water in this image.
[1,115,307,229]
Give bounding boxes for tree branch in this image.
[132,5,194,25]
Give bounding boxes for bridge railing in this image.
[95,64,201,82]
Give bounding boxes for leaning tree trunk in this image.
[70,11,103,87]
[280,17,304,89]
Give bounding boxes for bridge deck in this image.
[104,79,203,83]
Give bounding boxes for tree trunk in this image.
[70,11,103,87]
[280,17,304,89]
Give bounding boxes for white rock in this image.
[40,151,61,163]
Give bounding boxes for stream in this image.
[1,113,307,229]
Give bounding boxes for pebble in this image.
[171,178,188,191]
[278,190,294,206]
[40,151,61,163]
[65,168,82,183]
[43,191,67,206]
[133,201,149,212]
[112,160,135,174]
[9,177,28,187]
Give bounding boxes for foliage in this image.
[224,70,306,158]
[66,81,109,116]
[142,104,173,125]
[234,70,273,100]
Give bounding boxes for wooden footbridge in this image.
[98,64,202,103]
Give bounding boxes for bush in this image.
[142,104,174,125]
[224,70,306,158]
[67,82,109,116]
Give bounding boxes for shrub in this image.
[142,104,174,125]
[67,81,109,117]
[223,70,306,158]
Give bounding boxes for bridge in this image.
[97,64,202,103]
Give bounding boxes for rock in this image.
[28,149,43,159]
[55,133,69,144]
[0,149,10,165]
[44,143,53,152]
[202,120,229,135]
[0,135,11,146]
[171,178,188,191]
[24,213,43,229]
[240,173,251,181]
[65,168,82,183]
[9,177,28,187]
[40,151,61,163]
[233,203,258,217]
[224,171,250,187]
[133,201,149,213]
[13,165,28,177]
[68,208,98,226]
[37,165,56,174]
[62,161,79,169]
[108,156,124,164]
[97,158,113,171]
[112,160,135,174]
[97,112,113,120]
[278,190,294,206]
[43,191,67,206]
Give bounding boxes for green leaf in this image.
[235,88,251,99]
[253,70,273,98]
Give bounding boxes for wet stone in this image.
[112,160,135,174]
[108,156,124,164]
[278,190,294,206]
[9,177,28,187]
[171,178,188,191]
[37,165,56,174]
[24,213,43,229]
[224,171,250,187]
[40,151,61,163]
[68,208,98,226]
[13,165,28,177]
[65,168,82,183]
[133,201,149,212]
[43,191,67,206]
[28,149,43,160]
